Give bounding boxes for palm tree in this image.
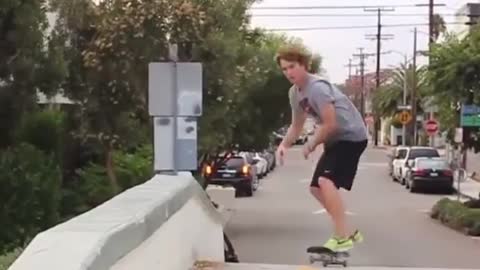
[372,63,428,119]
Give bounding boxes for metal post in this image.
[411,28,418,146]
[402,55,407,146]
[170,43,179,175]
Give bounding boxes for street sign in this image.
[148,61,203,173]
[397,110,412,125]
[460,104,480,127]
[424,119,439,136]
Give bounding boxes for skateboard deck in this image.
[307,246,349,267]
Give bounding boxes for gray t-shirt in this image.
[289,74,367,144]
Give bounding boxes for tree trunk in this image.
[105,144,120,194]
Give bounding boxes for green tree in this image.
[427,27,480,150]
[372,63,428,118]
[0,0,66,148]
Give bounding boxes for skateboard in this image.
[307,246,349,267]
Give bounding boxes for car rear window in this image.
[417,159,448,169]
[409,149,439,159]
[224,157,244,167]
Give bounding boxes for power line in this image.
[264,22,463,31]
[250,4,446,10]
[249,13,474,17]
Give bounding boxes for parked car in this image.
[389,146,408,177]
[205,154,259,197]
[253,153,269,177]
[404,157,453,193]
[391,146,408,180]
[393,146,441,185]
[238,152,266,179]
[261,150,276,172]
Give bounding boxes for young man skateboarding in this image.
[275,46,368,252]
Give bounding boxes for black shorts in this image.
[311,140,368,190]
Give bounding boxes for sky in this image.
[248,0,474,84]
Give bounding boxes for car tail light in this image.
[443,170,452,176]
[242,165,249,174]
[205,165,212,175]
[413,169,427,176]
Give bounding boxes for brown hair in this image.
[275,45,311,68]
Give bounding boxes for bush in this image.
[73,144,153,210]
[0,248,23,270]
[0,143,62,253]
[15,109,65,159]
[431,198,480,236]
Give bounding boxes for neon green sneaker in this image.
[322,236,354,252]
[350,229,364,243]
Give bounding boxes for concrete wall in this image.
[9,172,227,270]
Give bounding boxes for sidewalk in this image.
[455,176,480,200]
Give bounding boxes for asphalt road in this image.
[224,145,480,269]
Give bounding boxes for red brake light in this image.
[242,165,249,174]
[413,169,427,176]
[443,170,452,176]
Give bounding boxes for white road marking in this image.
[312,209,356,216]
[358,162,388,167]
[312,209,327,215]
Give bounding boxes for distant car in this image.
[404,157,453,193]
[261,151,276,172]
[389,146,408,177]
[205,155,259,197]
[391,146,408,180]
[393,146,440,185]
[253,153,269,177]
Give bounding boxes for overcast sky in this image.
[249,0,472,84]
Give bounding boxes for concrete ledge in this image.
[9,172,224,270]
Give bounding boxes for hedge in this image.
[431,198,480,236]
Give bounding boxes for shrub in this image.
[0,143,62,253]
[0,248,23,270]
[74,144,153,210]
[15,109,65,159]
[431,198,480,236]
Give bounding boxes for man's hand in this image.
[276,143,287,166]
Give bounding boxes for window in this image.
[397,149,407,159]
[417,159,448,169]
[225,157,245,167]
[409,149,439,159]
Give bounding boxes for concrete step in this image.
[193,262,472,270]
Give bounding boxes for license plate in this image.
[430,172,438,177]
[222,173,232,178]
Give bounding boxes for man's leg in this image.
[317,177,348,238]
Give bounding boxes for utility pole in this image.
[345,58,359,103]
[411,28,418,146]
[365,7,394,146]
[352,48,368,118]
[429,0,435,46]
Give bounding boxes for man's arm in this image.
[280,87,306,148]
[308,82,338,149]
